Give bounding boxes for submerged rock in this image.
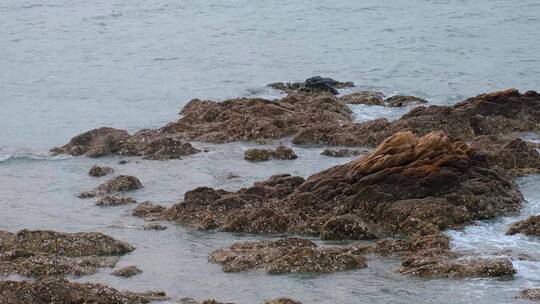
[111,265,143,278]
[143,223,168,231]
[384,95,428,107]
[0,229,133,277]
[50,127,130,158]
[339,91,385,105]
[264,299,303,304]
[518,288,540,301]
[320,148,366,157]
[506,215,540,236]
[0,278,167,304]
[142,131,522,238]
[96,195,137,207]
[244,146,298,162]
[88,165,115,177]
[80,175,142,198]
[208,238,367,274]
[268,76,354,95]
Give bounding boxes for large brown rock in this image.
[0,230,133,277]
[80,175,142,198]
[0,278,167,304]
[208,238,367,274]
[136,131,522,239]
[507,215,540,236]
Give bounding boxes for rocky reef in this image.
[0,229,133,277]
[135,131,522,239]
[0,278,167,304]
[208,238,367,274]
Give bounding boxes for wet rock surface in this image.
[0,278,167,304]
[96,195,137,207]
[80,175,142,198]
[143,223,168,231]
[320,148,367,157]
[112,265,143,278]
[384,95,428,107]
[141,131,522,239]
[268,76,354,95]
[0,230,133,277]
[88,165,115,177]
[518,288,540,301]
[264,298,303,304]
[208,238,367,274]
[506,215,540,236]
[339,91,385,105]
[244,146,298,161]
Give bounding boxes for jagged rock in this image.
[111,265,143,278]
[321,148,366,157]
[244,148,273,161]
[384,95,428,107]
[244,146,298,161]
[142,131,522,238]
[518,289,540,301]
[507,215,540,236]
[96,196,137,207]
[88,165,114,177]
[80,175,142,198]
[0,278,167,304]
[0,230,133,277]
[208,238,366,274]
[268,76,354,95]
[339,91,385,105]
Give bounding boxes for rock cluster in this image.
[137,131,522,239]
[506,215,540,236]
[208,238,367,274]
[0,278,167,304]
[244,146,298,161]
[0,230,133,277]
[268,76,354,95]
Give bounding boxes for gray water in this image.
[1,0,540,303]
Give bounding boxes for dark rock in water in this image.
[96,195,137,207]
[179,299,234,304]
[208,237,367,274]
[111,265,143,278]
[268,76,354,95]
[244,148,273,161]
[143,223,168,231]
[244,146,298,161]
[142,131,522,239]
[470,135,540,177]
[0,229,133,277]
[320,148,366,157]
[264,299,303,304]
[88,165,115,177]
[96,175,142,195]
[0,278,167,304]
[384,95,428,107]
[507,215,540,236]
[118,160,129,165]
[50,127,130,158]
[132,202,167,218]
[339,91,385,105]
[518,288,540,301]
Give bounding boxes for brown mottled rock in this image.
[88,165,115,177]
[264,298,303,304]
[273,146,298,160]
[143,223,168,231]
[0,230,133,277]
[244,148,273,161]
[321,148,366,157]
[320,216,376,240]
[112,265,143,278]
[179,299,233,304]
[96,196,137,207]
[208,238,366,274]
[384,95,428,107]
[268,76,354,95]
[0,278,167,304]
[518,288,540,301]
[507,215,540,236]
[145,131,522,239]
[50,127,130,158]
[95,175,142,195]
[132,202,167,218]
[339,91,385,105]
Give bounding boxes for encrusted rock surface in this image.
[384,95,428,107]
[518,288,540,301]
[244,146,298,161]
[88,165,115,177]
[264,298,303,304]
[96,195,137,207]
[80,175,142,198]
[0,230,133,277]
[0,278,167,304]
[506,215,540,236]
[138,131,522,239]
[268,76,354,95]
[339,91,385,105]
[208,238,367,274]
[321,148,367,158]
[112,265,143,278]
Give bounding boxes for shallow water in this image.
[2,0,540,303]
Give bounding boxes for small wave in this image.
[0,153,71,164]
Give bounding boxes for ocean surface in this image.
[1,0,540,303]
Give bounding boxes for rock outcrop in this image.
[79,175,142,198]
[208,238,367,274]
[268,76,354,95]
[135,131,522,239]
[506,215,540,236]
[88,165,115,177]
[0,230,133,277]
[244,146,298,161]
[0,278,167,304]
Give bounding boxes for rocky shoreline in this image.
[4,79,540,303]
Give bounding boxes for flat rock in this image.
[339,91,385,105]
[384,95,428,107]
[80,175,142,198]
[507,215,540,236]
[321,148,366,157]
[244,146,297,161]
[518,288,540,301]
[208,237,367,274]
[96,196,137,207]
[112,265,143,278]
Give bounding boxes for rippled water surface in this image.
[1,0,540,303]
